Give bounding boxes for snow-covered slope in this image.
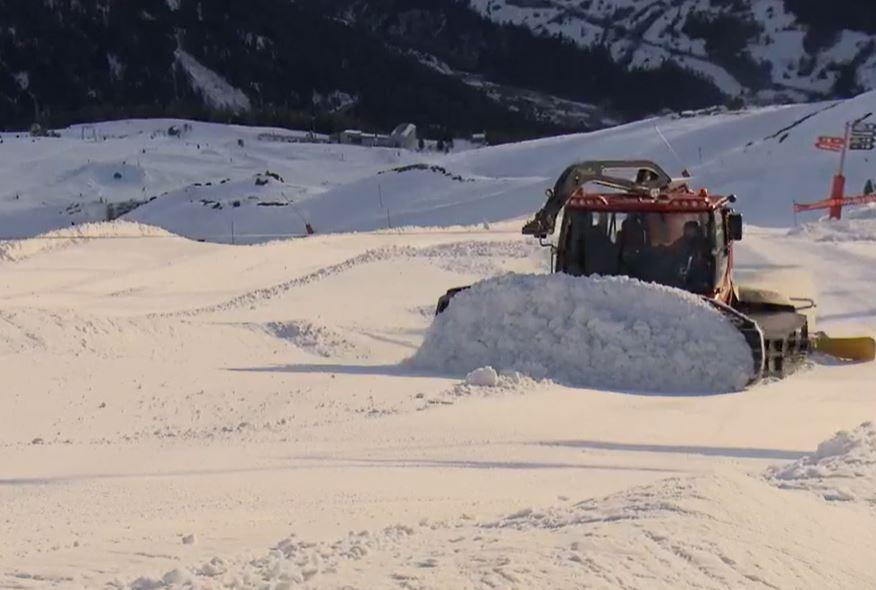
[150,91,876,230]
[1,218,875,589]
[0,119,416,239]
[470,0,876,102]
[1,92,873,242]
[126,469,876,589]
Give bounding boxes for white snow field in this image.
[1,92,876,589]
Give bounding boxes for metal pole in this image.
[839,121,851,176]
[829,175,846,220]
[828,121,852,220]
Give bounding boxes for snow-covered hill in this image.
[471,0,876,102]
[2,217,876,589]
[1,92,873,241]
[0,119,416,239]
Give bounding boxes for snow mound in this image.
[767,422,876,503]
[465,366,500,387]
[790,218,876,242]
[126,173,316,243]
[410,273,754,393]
[0,221,173,262]
[418,369,536,410]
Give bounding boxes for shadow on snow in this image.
[538,440,807,460]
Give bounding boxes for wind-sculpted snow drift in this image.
[411,273,754,393]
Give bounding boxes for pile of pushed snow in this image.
[789,218,876,242]
[767,422,876,503]
[0,221,174,262]
[410,273,754,393]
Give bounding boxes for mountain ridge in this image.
[0,0,872,139]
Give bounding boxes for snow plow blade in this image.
[813,333,876,362]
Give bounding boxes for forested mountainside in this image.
[0,0,872,139]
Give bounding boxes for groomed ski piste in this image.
[2,92,876,589]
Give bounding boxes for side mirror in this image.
[727,213,743,241]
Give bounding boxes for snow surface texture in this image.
[117,423,876,589]
[118,471,876,589]
[261,320,362,359]
[411,273,753,393]
[768,421,876,504]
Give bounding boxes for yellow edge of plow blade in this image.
[813,333,876,362]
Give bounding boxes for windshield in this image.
[560,210,717,293]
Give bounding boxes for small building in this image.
[258,131,330,144]
[389,123,418,150]
[471,132,488,147]
[340,129,382,146]
[338,123,418,150]
[340,129,365,145]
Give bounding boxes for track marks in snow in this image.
[260,319,364,359]
[174,239,539,317]
[121,471,876,589]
